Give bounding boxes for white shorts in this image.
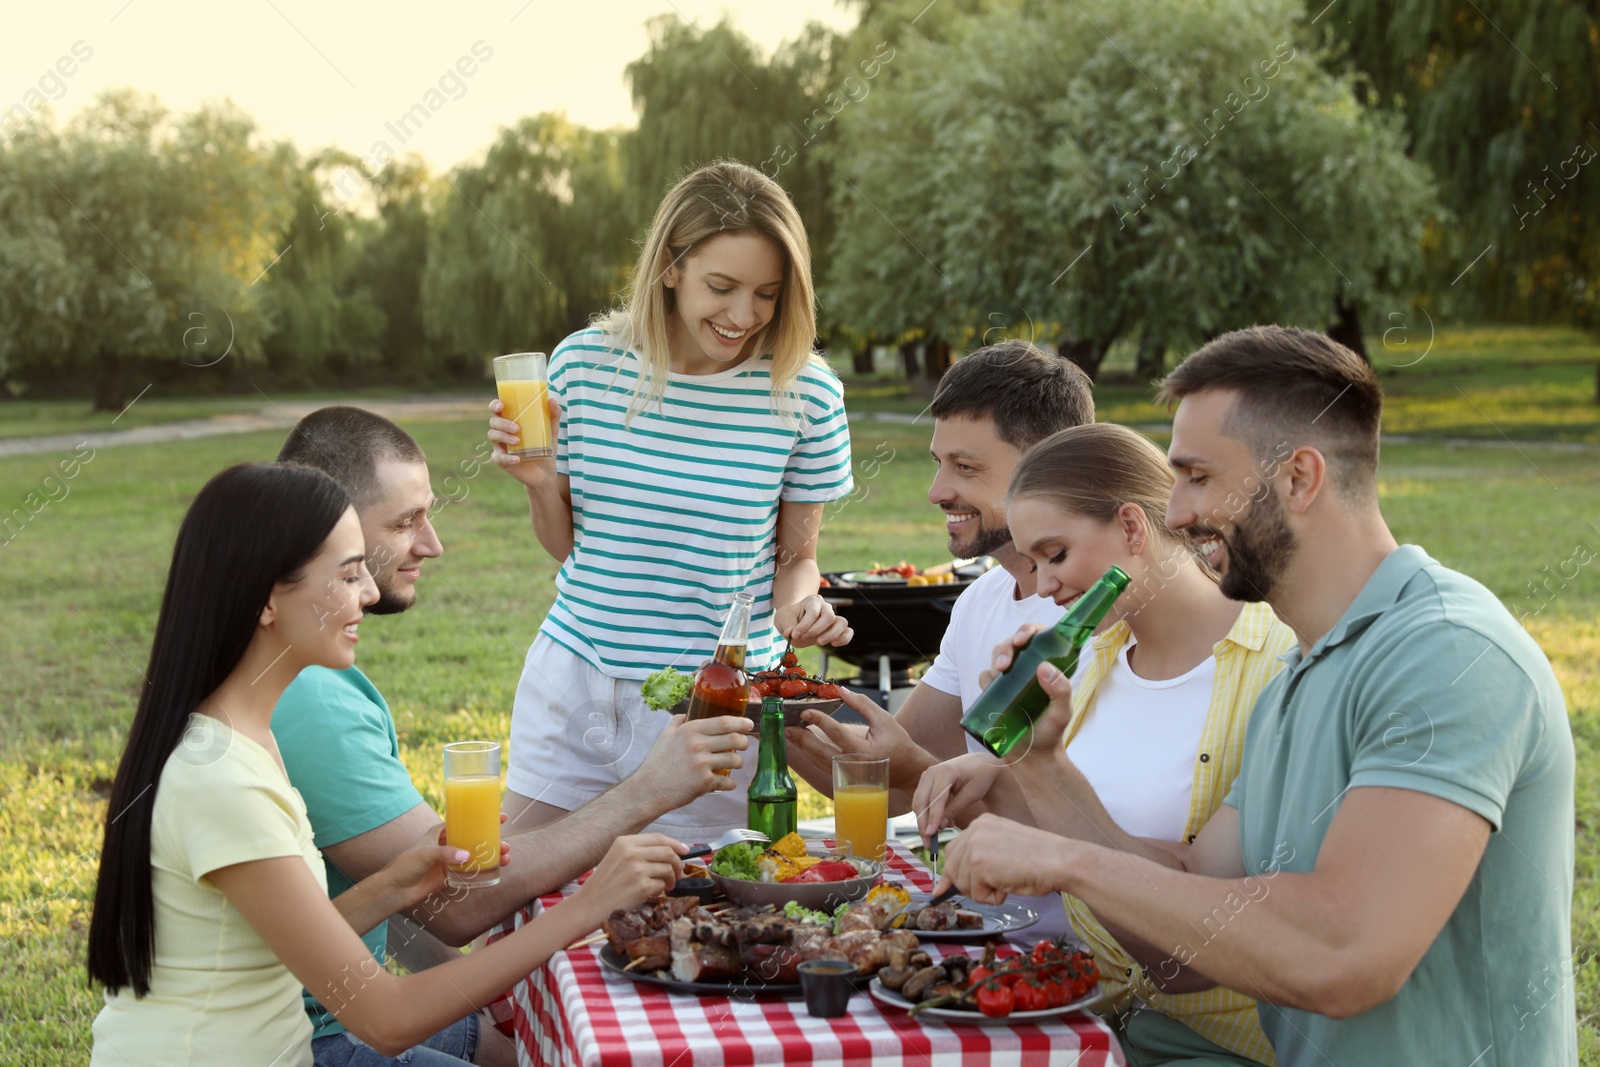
[506,632,754,842]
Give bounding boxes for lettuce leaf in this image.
[641,667,693,711]
[709,841,763,880]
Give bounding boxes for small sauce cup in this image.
[798,960,858,1018]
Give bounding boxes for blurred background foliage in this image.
[0,0,1594,409]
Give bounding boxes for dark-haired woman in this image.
[88,464,684,1066]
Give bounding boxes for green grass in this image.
[3,327,1599,1062]
[838,325,1600,442]
[0,385,489,442]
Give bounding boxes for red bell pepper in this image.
[781,860,859,883]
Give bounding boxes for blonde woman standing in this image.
[916,423,1296,1067]
[489,162,854,840]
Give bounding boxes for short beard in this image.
[950,520,1014,561]
[1218,489,1296,603]
[366,582,415,616]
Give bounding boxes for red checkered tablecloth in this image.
[485,840,1124,1067]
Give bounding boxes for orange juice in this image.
[834,784,888,861]
[445,774,502,873]
[497,379,552,458]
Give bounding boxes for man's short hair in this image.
[930,340,1095,449]
[1156,326,1382,499]
[277,407,425,507]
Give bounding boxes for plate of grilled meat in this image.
[596,891,924,995]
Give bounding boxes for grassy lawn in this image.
[839,325,1600,442]
[3,327,1598,1062]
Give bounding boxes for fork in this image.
[682,827,770,861]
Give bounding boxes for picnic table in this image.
[485,839,1124,1067]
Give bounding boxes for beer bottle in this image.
[960,565,1130,757]
[747,696,797,841]
[685,592,754,775]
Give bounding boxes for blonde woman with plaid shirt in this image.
[916,423,1295,1066]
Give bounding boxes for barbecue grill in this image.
[816,559,994,711]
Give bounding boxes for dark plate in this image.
[598,945,875,997]
[599,945,800,997]
[665,696,844,727]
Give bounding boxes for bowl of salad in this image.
[708,833,882,911]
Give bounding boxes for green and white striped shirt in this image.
[542,328,854,680]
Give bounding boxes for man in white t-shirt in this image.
[785,340,1092,939]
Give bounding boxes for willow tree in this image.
[1314,0,1599,392]
[825,0,1440,377]
[0,92,285,408]
[421,114,632,368]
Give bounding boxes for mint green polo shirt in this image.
[1226,546,1575,1065]
[272,666,425,1039]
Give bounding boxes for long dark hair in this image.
[86,463,351,996]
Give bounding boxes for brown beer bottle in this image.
[684,592,755,766]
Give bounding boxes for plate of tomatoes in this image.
[746,650,845,725]
[869,940,1103,1025]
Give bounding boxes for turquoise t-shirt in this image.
[272,665,425,1039]
[1226,546,1575,1065]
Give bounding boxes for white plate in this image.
[869,976,1104,1024]
[895,894,1039,941]
[841,571,911,584]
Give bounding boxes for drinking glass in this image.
[832,755,889,861]
[444,741,502,888]
[494,352,553,459]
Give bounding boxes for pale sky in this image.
[5,1,855,169]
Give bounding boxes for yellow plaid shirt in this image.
[1062,600,1295,1066]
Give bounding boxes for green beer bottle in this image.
[960,565,1131,757]
[748,696,798,842]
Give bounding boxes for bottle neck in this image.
[759,709,786,752]
[714,642,748,669]
[719,593,754,646]
[1055,567,1130,635]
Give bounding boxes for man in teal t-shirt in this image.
[273,408,756,1067]
[936,327,1577,1065]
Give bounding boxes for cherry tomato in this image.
[778,678,810,698]
[976,984,1014,1018]
[967,966,993,988]
[782,650,800,669]
[1012,980,1049,1013]
[815,682,841,700]
[1044,978,1071,1008]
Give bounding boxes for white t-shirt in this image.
[921,564,1065,756]
[918,564,1071,943]
[1067,642,1215,841]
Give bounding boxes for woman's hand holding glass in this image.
[488,396,562,488]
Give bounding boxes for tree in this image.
[1312,1,1599,389]
[824,0,1440,377]
[421,115,633,369]
[0,92,286,408]
[361,154,433,381]
[257,147,385,385]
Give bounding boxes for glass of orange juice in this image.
[493,352,553,459]
[832,755,889,861]
[444,741,502,888]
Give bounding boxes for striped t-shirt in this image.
[540,328,854,680]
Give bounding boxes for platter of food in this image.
[868,940,1103,1024]
[840,560,960,587]
[893,892,1040,941]
[707,833,881,910]
[596,889,930,996]
[640,652,847,728]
